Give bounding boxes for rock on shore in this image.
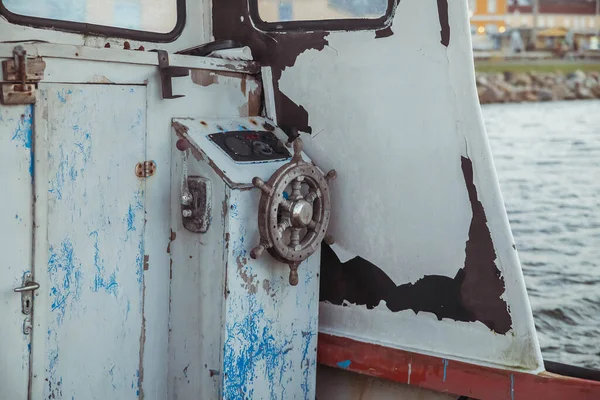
[476,70,600,104]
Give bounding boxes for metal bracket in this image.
[182,176,212,233]
[135,161,157,178]
[152,50,189,99]
[1,46,45,105]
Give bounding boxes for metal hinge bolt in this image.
[135,161,157,178]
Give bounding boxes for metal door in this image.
[26,84,148,399]
[0,103,34,400]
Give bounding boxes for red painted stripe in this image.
[317,333,600,400]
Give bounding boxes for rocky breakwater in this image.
[477,70,600,104]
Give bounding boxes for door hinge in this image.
[1,46,46,105]
[135,160,157,178]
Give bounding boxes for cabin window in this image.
[252,0,392,31]
[0,0,184,41]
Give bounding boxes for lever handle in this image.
[14,281,40,293]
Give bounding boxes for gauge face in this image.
[225,136,252,156]
[208,129,292,162]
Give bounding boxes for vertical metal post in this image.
[531,0,539,48]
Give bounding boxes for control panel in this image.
[208,130,291,163]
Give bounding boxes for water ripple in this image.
[484,100,600,370]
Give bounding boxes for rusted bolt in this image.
[176,139,191,152]
[324,235,335,246]
[104,43,111,48]
[136,46,145,51]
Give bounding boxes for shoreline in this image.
[476,70,600,104]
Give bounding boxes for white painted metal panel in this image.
[222,188,320,400]
[168,131,228,400]
[0,104,34,400]
[31,84,147,399]
[267,0,544,371]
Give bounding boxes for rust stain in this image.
[170,259,173,280]
[201,121,208,127]
[191,70,220,87]
[124,41,131,50]
[241,74,247,95]
[167,229,177,254]
[237,255,258,294]
[143,255,149,271]
[222,198,229,219]
[172,121,189,139]
[262,279,275,297]
[224,260,230,298]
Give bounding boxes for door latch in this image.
[14,272,40,315]
[181,176,212,233]
[1,46,46,105]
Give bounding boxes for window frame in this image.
[0,0,186,43]
[248,0,395,32]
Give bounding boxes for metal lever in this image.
[14,273,39,315]
[14,282,40,292]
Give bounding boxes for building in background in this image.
[506,0,600,50]
[469,0,509,36]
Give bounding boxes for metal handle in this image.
[14,281,40,293]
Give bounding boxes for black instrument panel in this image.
[208,130,291,162]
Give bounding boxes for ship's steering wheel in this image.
[251,139,336,285]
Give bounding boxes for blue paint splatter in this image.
[48,239,83,326]
[10,105,34,179]
[125,190,144,234]
[89,231,119,296]
[230,203,239,219]
[336,360,351,369]
[442,359,448,382]
[57,89,73,103]
[129,109,143,132]
[135,239,144,284]
[223,296,294,400]
[301,327,316,399]
[11,105,32,149]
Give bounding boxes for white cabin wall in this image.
[262,0,544,371]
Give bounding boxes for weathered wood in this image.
[2,57,46,82]
[1,84,36,105]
